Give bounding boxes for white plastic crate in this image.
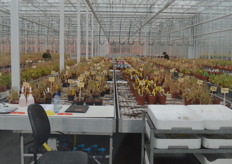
[202,135,232,149]
[148,105,204,130]
[154,134,201,149]
[195,154,232,164]
[188,105,232,130]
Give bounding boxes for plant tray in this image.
[195,154,232,164]
[154,134,201,149]
[202,135,232,149]
[188,105,232,130]
[148,105,204,130]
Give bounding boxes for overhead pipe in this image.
[0,9,59,32]
[85,0,108,40]
[131,0,176,37]
[160,12,232,37]
[167,27,232,42]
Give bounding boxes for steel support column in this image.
[86,7,89,60]
[59,0,65,71]
[11,0,20,91]
[77,0,81,63]
[91,14,94,58]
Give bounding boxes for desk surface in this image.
[1,104,114,118]
[0,104,115,133]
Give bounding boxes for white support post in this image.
[91,13,94,58]
[11,0,20,91]
[77,0,81,62]
[98,24,100,56]
[59,0,65,71]
[86,7,89,60]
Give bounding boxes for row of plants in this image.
[119,57,216,105]
[0,57,76,92]
[0,52,72,68]
[61,57,113,105]
[140,57,232,89]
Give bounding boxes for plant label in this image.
[51,71,56,75]
[210,86,217,92]
[221,88,229,94]
[49,77,55,82]
[103,70,107,74]
[23,82,30,88]
[80,74,85,78]
[215,69,219,72]
[85,72,90,76]
[78,77,84,81]
[32,66,37,69]
[68,79,74,84]
[0,73,2,76]
[197,80,203,85]
[184,76,190,80]
[78,82,84,88]
[91,71,96,75]
[66,66,70,70]
[140,68,143,71]
[170,69,174,73]
[140,81,145,86]
[179,73,183,77]
[96,76,102,81]
[178,78,184,83]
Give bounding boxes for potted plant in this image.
[67,88,75,101]
[85,90,94,105]
[8,88,19,104]
[136,87,146,105]
[155,86,167,104]
[146,88,157,104]
[95,98,103,105]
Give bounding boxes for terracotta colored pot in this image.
[85,98,94,105]
[137,95,146,105]
[67,95,74,101]
[213,97,221,104]
[95,98,103,105]
[171,93,178,98]
[184,99,192,105]
[157,95,166,104]
[147,95,156,104]
[164,87,170,93]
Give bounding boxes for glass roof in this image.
[0,0,231,40]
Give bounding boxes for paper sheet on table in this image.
[40,104,54,111]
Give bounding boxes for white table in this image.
[0,104,116,164]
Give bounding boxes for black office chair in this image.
[27,104,88,164]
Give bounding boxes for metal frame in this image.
[142,112,232,164]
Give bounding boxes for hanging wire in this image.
[99,24,105,45]
[167,20,175,46]
[139,28,144,46]
[128,20,134,45]
[148,24,154,46]
[119,20,126,45]
[108,19,115,45]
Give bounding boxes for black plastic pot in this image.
[68,95,74,101]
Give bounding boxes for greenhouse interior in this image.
[1,0,232,164]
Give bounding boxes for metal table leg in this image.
[141,112,145,164]
[109,135,113,164]
[20,133,24,164]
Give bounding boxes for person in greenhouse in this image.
[42,49,52,59]
[163,52,169,60]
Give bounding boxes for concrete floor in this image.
[0,131,200,164]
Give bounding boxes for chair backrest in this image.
[28,104,51,152]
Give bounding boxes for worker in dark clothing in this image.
[42,49,52,59]
[163,52,169,60]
